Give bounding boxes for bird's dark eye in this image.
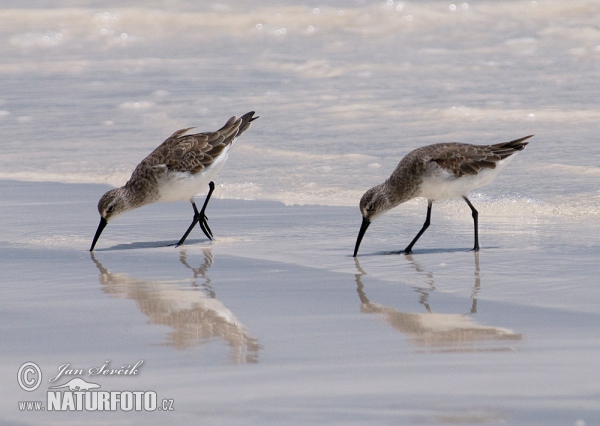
[366,203,374,211]
[107,205,115,214]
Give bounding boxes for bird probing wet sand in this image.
[353,135,532,257]
[90,111,258,251]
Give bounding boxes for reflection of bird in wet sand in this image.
[91,251,260,363]
[179,248,215,297]
[354,257,521,352]
[405,253,480,314]
[353,135,532,256]
[90,111,258,251]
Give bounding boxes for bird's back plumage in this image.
[384,135,532,203]
[130,111,257,181]
[425,135,531,178]
[122,111,258,205]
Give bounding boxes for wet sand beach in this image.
[1,180,599,424]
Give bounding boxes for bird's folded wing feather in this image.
[131,116,243,178]
[429,144,501,177]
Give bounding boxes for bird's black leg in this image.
[175,182,215,247]
[463,196,480,251]
[402,200,433,254]
[197,181,215,240]
[176,205,200,247]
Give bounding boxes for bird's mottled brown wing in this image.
[428,135,532,177]
[428,143,501,177]
[130,112,258,179]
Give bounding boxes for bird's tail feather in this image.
[491,134,533,159]
[237,111,259,135]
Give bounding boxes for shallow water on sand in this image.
[1,0,599,424]
[1,181,600,425]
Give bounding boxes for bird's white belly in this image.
[156,150,230,202]
[416,157,513,200]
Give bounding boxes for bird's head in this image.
[98,188,130,221]
[358,185,391,222]
[354,185,391,257]
[90,188,131,251]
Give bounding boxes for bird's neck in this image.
[381,179,415,209]
[122,181,159,209]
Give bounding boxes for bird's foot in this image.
[390,249,412,255]
[198,213,213,241]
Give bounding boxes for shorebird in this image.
[90,111,258,251]
[353,135,532,257]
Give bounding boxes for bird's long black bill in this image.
[353,217,371,257]
[90,217,108,251]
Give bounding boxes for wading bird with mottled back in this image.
[90,111,258,251]
[353,135,532,257]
